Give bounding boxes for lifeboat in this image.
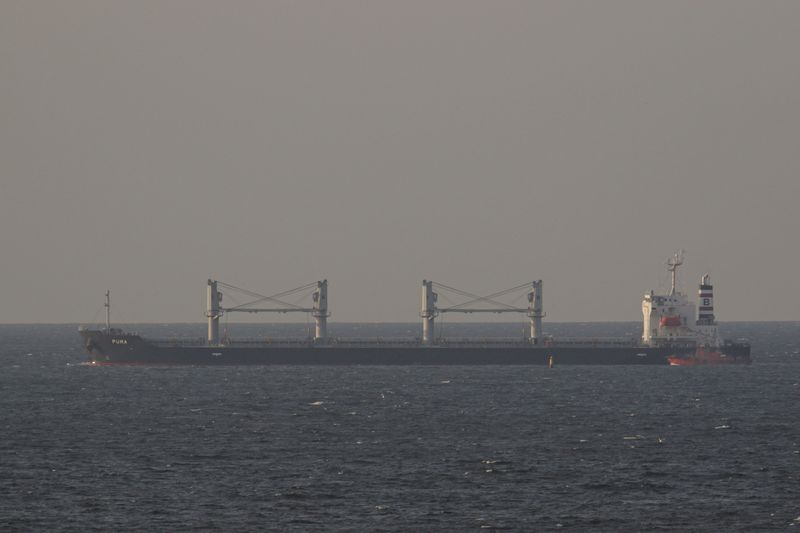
[659,316,682,327]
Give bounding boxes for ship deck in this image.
[147,335,647,350]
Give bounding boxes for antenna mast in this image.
[105,290,111,332]
[667,251,684,296]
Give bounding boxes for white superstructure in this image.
[642,252,696,346]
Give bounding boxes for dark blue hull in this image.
[81,330,691,365]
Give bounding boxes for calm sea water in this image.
[1,322,798,531]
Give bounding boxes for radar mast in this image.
[667,250,684,296]
[105,290,110,333]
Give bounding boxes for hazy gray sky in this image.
[2,1,799,324]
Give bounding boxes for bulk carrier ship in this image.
[80,252,750,365]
